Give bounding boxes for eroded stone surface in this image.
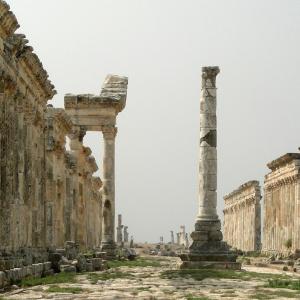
[180,67,239,269]
[0,0,128,286]
[1,256,298,300]
[223,181,261,251]
[263,152,300,254]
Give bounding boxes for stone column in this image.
[176,233,180,245]
[170,231,175,244]
[124,226,129,243]
[116,214,123,245]
[101,125,117,256]
[180,66,240,269]
[197,67,219,221]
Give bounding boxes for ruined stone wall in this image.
[223,181,261,251]
[0,1,103,260]
[0,1,55,257]
[263,153,300,253]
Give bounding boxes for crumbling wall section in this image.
[223,181,261,251]
[263,153,300,253]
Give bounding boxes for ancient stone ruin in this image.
[223,181,261,252]
[263,152,300,254]
[222,150,300,256]
[0,0,127,287]
[180,67,240,269]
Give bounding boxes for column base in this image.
[100,241,116,260]
[179,219,240,270]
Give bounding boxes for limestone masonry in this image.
[223,181,261,252]
[180,67,240,269]
[0,0,127,287]
[263,152,300,253]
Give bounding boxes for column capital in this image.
[102,125,117,139]
[202,66,220,88]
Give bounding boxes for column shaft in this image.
[101,126,117,252]
[197,67,219,221]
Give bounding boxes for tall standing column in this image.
[180,66,240,269]
[197,66,219,221]
[100,125,117,256]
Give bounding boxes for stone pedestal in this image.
[180,66,240,270]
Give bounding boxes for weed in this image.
[268,279,300,290]
[161,269,289,282]
[185,295,211,300]
[108,257,161,268]
[46,285,83,294]
[87,271,134,284]
[20,272,77,287]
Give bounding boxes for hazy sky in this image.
[8,0,300,243]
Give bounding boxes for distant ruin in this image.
[223,181,261,251]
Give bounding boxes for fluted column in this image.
[101,125,117,254]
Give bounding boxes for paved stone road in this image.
[2,256,300,300]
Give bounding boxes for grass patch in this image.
[250,288,300,299]
[87,271,134,284]
[108,257,161,268]
[186,295,210,300]
[268,279,300,291]
[161,269,290,282]
[137,286,150,291]
[46,285,83,294]
[20,272,77,287]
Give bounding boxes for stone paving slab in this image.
[1,256,300,300]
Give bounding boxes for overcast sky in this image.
[8,0,300,243]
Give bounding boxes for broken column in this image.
[170,231,175,244]
[180,66,240,269]
[124,226,129,244]
[185,233,190,248]
[116,214,123,245]
[176,233,180,245]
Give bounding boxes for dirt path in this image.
[1,256,300,300]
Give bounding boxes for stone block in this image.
[195,220,221,232]
[199,159,217,175]
[65,241,78,260]
[55,249,66,256]
[199,174,217,191]
[0,271,7,288]
[86,262,94,272]
[94,252,106,259]
[49,252,62,273]
[76,255,87,272]
[91,258,103,271]
[43,262,52,272]
[208,230,223,242]
[32,263,43,276]
[180,261,241,270]
[190,231,208,241]
[60,265,76,273]
[200,113,216,129]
